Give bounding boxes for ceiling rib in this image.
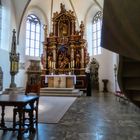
[17,0,31,44]
[69,0,79,27]
[93,0,103,10]
[85,3,95,23]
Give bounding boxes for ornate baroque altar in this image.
[41,3,89,90]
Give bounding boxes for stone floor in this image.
[0,91,140,140]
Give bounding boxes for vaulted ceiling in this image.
[28,0,103,23]
[12,0,104,39]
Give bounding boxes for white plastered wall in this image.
[18,5,48,86]
[0,0,17,93]
[85,4,118,92]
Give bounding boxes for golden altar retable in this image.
[41,3,89,90]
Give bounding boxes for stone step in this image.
[40,88,83,97]
[40,87,75,91]
[40,92,83,97]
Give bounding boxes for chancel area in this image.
[40,4,90,94]
[0,0,140,139]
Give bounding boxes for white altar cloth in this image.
[45,75,76,84]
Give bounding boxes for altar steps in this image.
[40,87,83,97]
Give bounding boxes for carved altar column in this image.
[71,20,75,35]
[41,43,47,70]
[70,44,75,68]
[80,44,84,68]
[49,33,56,72]
[52,45,56,69]
[53,22,57,35]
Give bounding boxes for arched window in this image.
[26,14,41,57]
[92,11,102,55]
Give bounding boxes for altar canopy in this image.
[101,0,140,60]
[41,3,89,90]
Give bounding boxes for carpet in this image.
[0,96,77,124]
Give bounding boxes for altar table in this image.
[45,75,76,88]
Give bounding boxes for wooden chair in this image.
[13,82,40,131]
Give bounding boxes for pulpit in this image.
[41,3,89,90]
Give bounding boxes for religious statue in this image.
[60,3,66,13]
[90,57,99,90]
[47,53,53,68]
[49,32,54,37]
[41,53,46,69]
[43,25,47,40]
[58,51,63,67]
[75,51,81,68]
[80,21,85,38]
[59,21,68,37]
[58,49,69,69]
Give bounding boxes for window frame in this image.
[25,14,41,57]
[92,11,103,55]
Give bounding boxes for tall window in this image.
[92,11,102,55]
[26,14,41,57]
